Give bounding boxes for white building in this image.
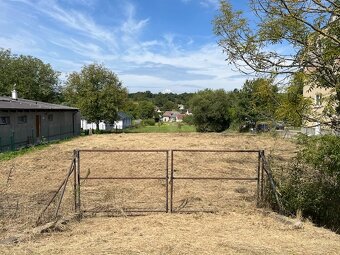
[81,112,132,131]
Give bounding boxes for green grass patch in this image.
[0,137,76,161]
[0,144,50,161]
[125,123,196,133]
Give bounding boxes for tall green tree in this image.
[276,72,312,126]
[190,89,232,132]
[123,100,139,119]
[137,100,155,119]
[64,63,127,131]
[237,78,279,124]
[0,48,60,102]
[214,0,340,131]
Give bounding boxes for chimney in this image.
[12,89,18,100]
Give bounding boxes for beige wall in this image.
[302,85,335,134]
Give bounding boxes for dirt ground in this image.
[1,133,340,254]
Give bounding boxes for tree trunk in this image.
[95,120,100,133]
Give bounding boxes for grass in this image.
[125,122,196,133]
[0,144,51,161]
[2,134,340,254]
[0,137,74,161]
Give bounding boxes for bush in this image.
[190,89,231,132]
[142,118,156,126]
[276,135,340,232]
[182,115,194,125]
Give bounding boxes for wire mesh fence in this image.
[77,150,169,215]
[170,150,260,212]
[1,148,267,227]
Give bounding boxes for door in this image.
[35,115,41,138]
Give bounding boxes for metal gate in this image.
[170,149,262,212]
[38,148,280,224]
[74,149,169,214]
[73,149,264,215]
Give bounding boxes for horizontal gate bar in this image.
[172,209,218,213]
[173,177,258,180]
[80,176,166,180]
[172,149,261,153]
[78,149,169,153]
[82,209,166,213]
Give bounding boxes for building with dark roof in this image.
[0,91,80,151]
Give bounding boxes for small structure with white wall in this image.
[81,112,132,131]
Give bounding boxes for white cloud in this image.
[12,0,119,49]
[0,34,37,52]
[200,0,220,9]
[121,3,149,35]
[2,0,246,93]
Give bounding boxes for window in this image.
[0,116,10,125]
[17,115,27,124]
[48,114,53,121]
[315,94,322,106]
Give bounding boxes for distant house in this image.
[114,112,132,129]
[178,104,185,111]
[81,112,132,131]
[0,90,80,152]
[176,114,186,122]
[162,111,180,122]
[185,109,193,115]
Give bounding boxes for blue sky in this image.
[0,0,250,93]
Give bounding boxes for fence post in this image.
[261,151,284,214]
[76,150,81,216]
[170,149,174,213]
[73,150,77,212]
[257,150,261,206]
[73,149,81,216]
[260,150,265,202]
[165,150,169,213]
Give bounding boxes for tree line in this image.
[0,48,310,132]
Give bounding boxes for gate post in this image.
[165,150,169,213]
[170,149,174,213]
[257,150,261,206]
[73,149,81,216]
[260,150,265,202]
[76,150,81,215]
[73,150,77,212]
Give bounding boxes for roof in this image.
[163,111,180,117]
[0,96,78,111]
[117,111,131,120]
[176,114,186,120]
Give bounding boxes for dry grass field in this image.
[1,133,340,254]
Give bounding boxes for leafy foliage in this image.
[142,118,156,126]
[214,0,340,130]
[275,72,312,126]
[190,89,232,132]
[136,100,155,119]
[63,63,127,130]
[237,78,279,124]
[277,135,340,232]
[128,91,193,112]
[0,49,60,102]
[182,114,194,125]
